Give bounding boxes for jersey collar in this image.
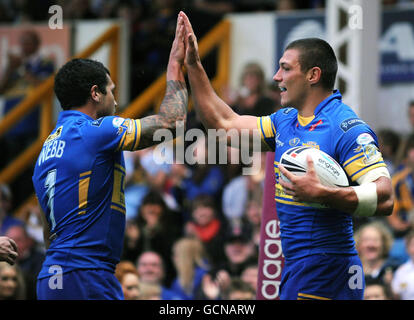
[313,89,342,116]
[58,110,95,122]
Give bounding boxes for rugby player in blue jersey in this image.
[32,16,188,299]
[179,11,394,300]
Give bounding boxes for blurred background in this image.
[0,0,414,301]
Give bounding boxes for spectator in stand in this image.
[222,277,256,300]
[0,184,23,236]
[185,195,227,266]
[169,237,210,300]
[0,261,26,300]
[0,30,55,206]
[136,251,181,300]
[391,231,414,300]
[355,222,401,286]
[0,236,18,265]
[122,190,182,285]
[240,263,259,294]
[4,224,45,300]
[223,62,276,117]
[208,230,257,294]
[377,129,401,176]
[408,101,414,132]
[388,134,414,263]
[115,261,140,300]
[364,277,393,300]
[138,282,162,300]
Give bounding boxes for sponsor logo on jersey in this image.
[354,133,380,164]
[45,126,63,144]
[340,118,365,132]
[91,118,105,127]
[289,137,300,147]
[302,141,320,149]
[283,107,294,114]
[112,117,125,128]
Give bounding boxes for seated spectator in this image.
[355,222,401,286]
[169,237,210,300]
[0,30,55,206]
[0,30,54,156]
[4,224,44,300]
[240,263,259,294]
[122,190,182,285]
[391,231,414,300]
[0,262,26,300]
[0,184,23,235]
[377,128,401,176]
[185,195,227,266]
[136,251,181,300]
[115,261,140,300]
[224,62,276,117]
[222,278,256,300]
[138,282,162,300]
[388,134,414,263]
[364,277,393,300]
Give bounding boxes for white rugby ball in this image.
[279,146,349,187]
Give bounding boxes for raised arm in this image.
[179,11,270,151]
[137,15,188,149]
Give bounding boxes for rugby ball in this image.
[279,146,349,187]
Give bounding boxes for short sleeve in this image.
[335,123,386,182]
[83,116,142,153]
[257,113,277,151]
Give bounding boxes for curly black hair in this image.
[54,58,110,110]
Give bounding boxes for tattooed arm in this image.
[137,15,188,149]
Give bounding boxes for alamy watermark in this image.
[48,5,63,30]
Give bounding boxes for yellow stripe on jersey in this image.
[78,171,91,214]
[344,156,386,181]
[257,116,275,140]
[116,119,142,151]
[297,293,331,300]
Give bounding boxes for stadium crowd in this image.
[1,0,414,300]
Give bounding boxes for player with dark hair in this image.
[178,11,393,300]
[32,16,188,300]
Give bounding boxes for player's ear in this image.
[90,84,101,103]
[307,67,322,86]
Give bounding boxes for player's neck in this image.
[297,89,333,117]
[72,103,98,120]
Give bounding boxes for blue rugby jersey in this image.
[32,110,141,279]
[257,90,387,260]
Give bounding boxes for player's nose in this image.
[273,68,282,83]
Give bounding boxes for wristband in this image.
[351,182,378,217]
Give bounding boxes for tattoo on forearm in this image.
[139,80,188,149]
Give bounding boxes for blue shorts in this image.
[280,254,365,300]
[37,269,124,300]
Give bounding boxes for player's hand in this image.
[179,11,201,67]
[279,155,326,203]
[0,236,18,265]
[168,13,186,66]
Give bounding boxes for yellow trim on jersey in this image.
[297,293,331,300]
[343,152,365,167]
[257,116,275,139]
[79,170,92,178]
[78,171,91,213]
[116,119,142,151]
[111,163,126,214]
[297,114,315,127]
[345,160,386,181]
